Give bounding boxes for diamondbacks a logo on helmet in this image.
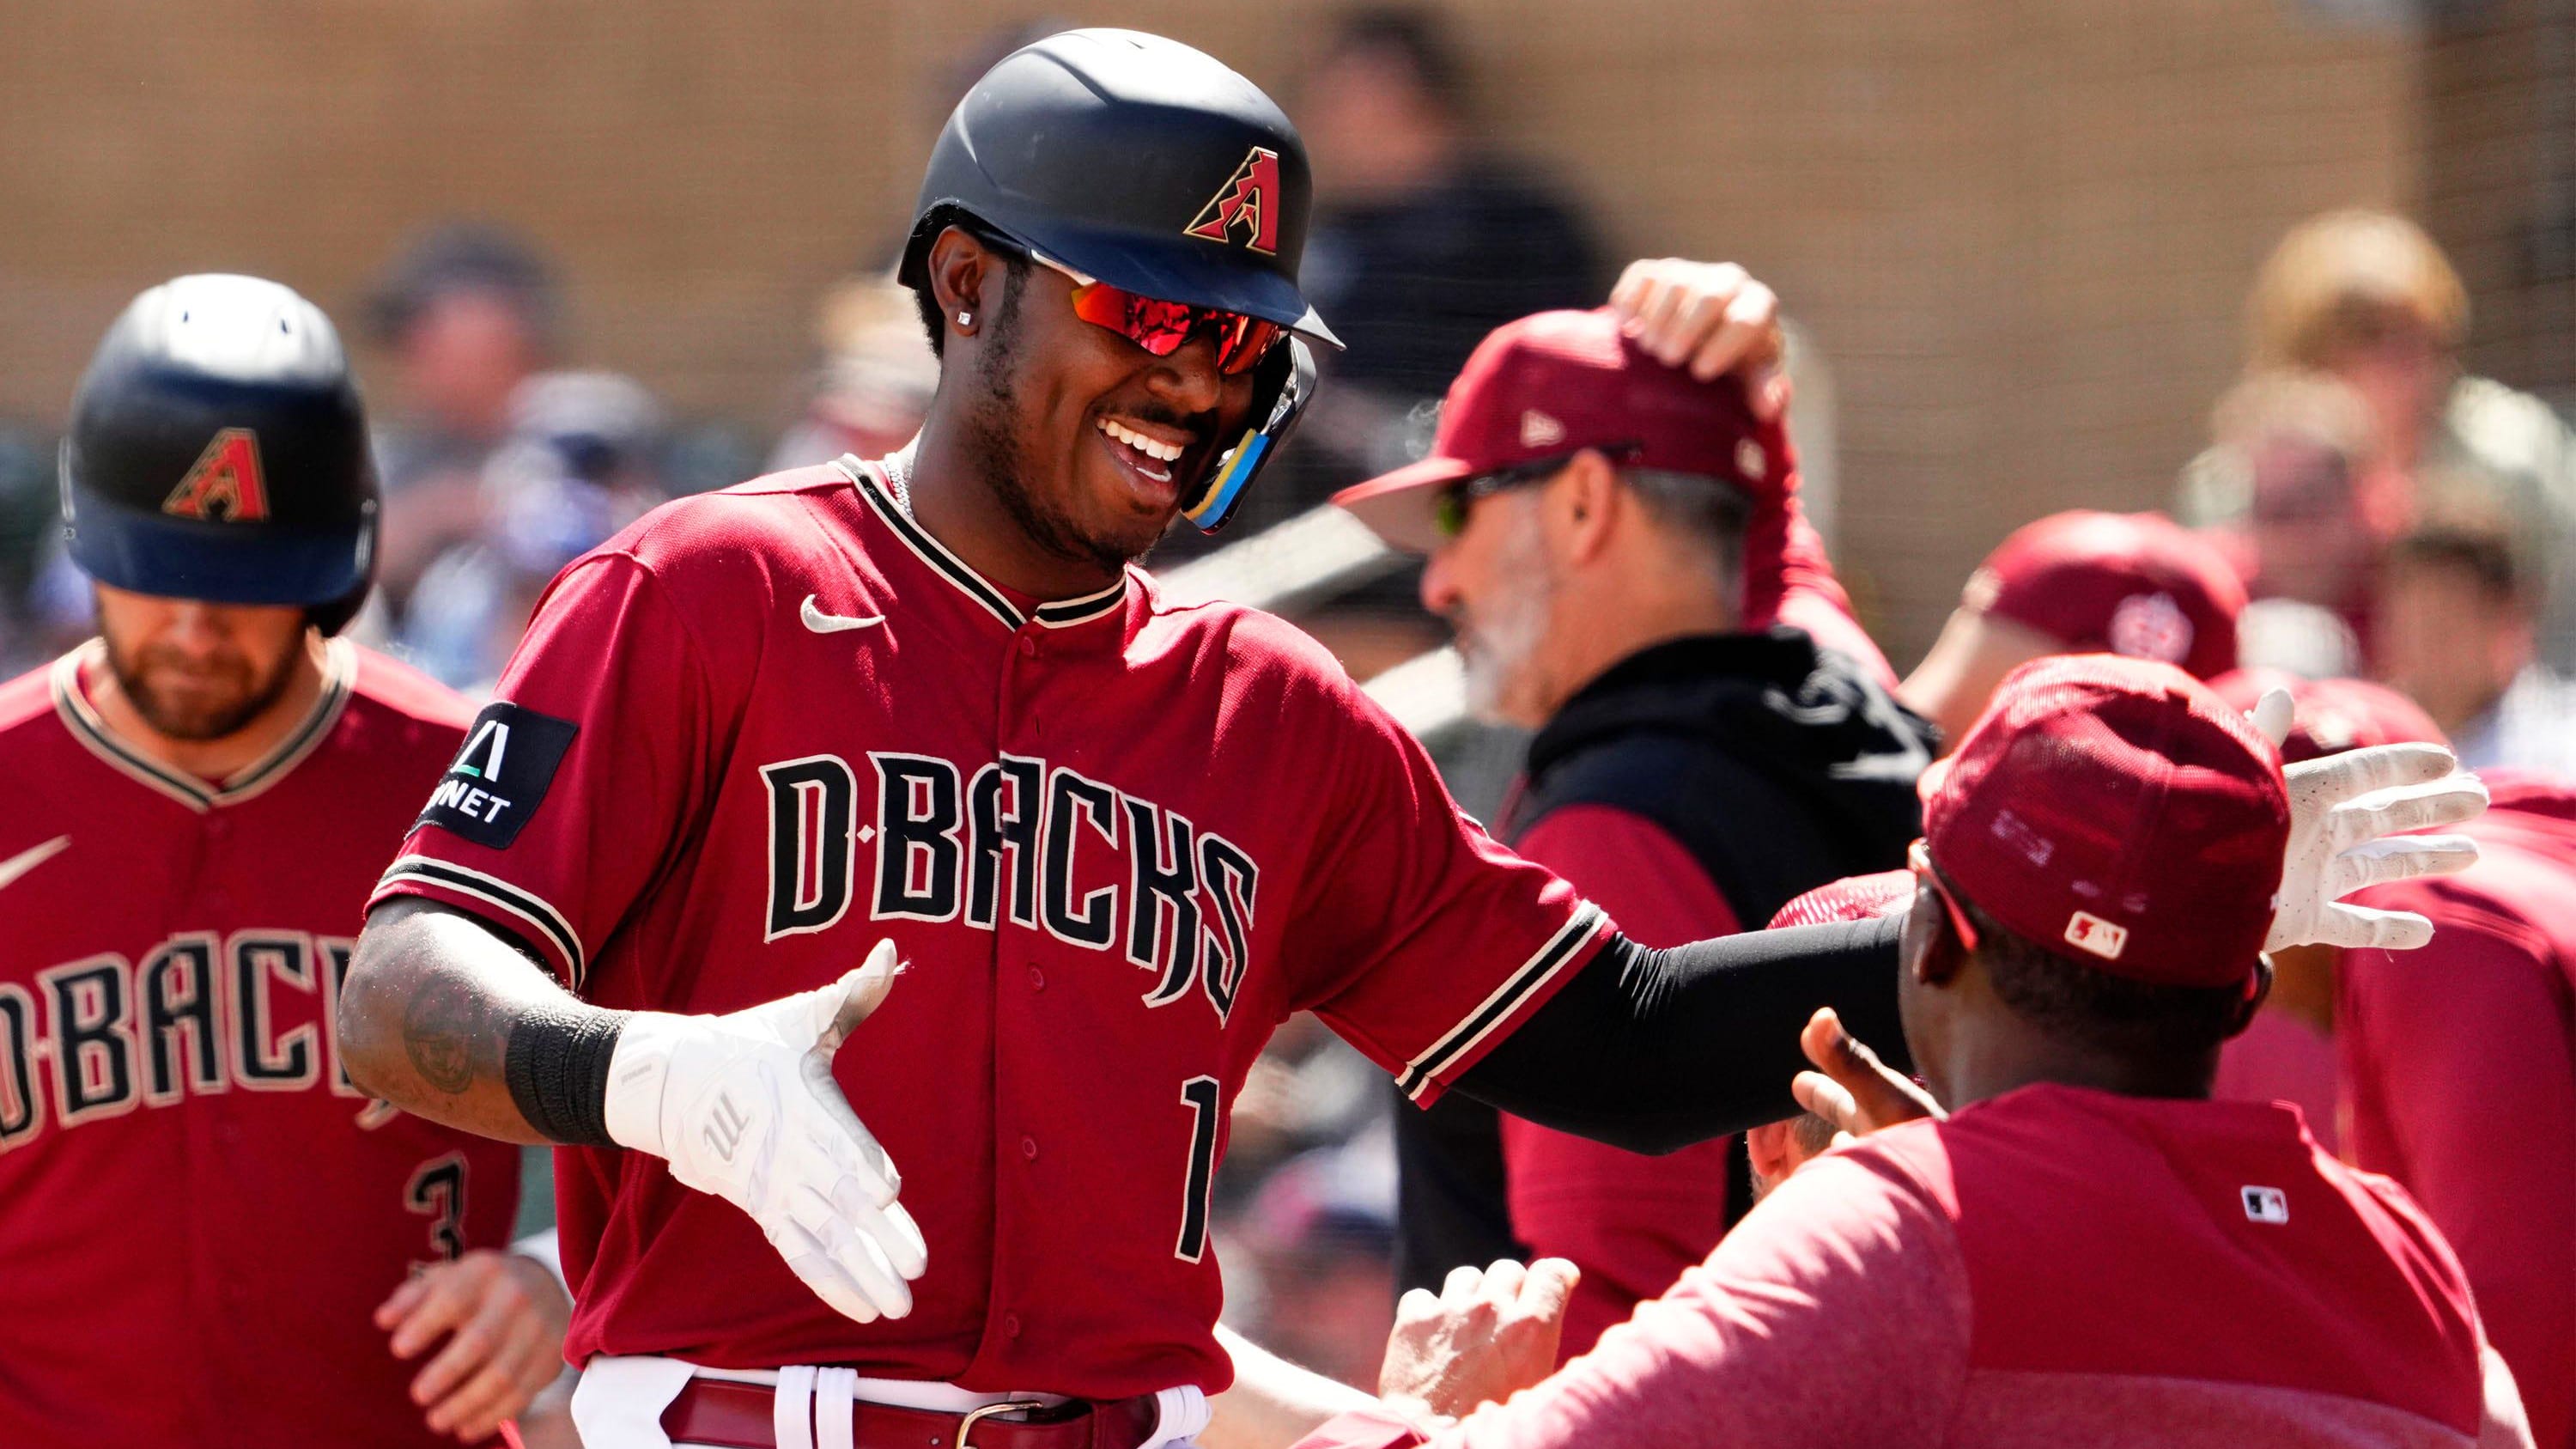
[162,429,270,522]
[1185,147,1283,256]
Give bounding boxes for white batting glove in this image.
[2253,686,2487,953]
[603,939,928,1324]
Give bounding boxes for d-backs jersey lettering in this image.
[0,639,519,1449]
[372,459,1608,1397]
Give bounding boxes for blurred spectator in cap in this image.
[1335,269,1931,1359]
[767,277,940,473]
[2204,669,2447,1156]
[2209,666,2575,1448]
[1249,5,1601,553]
[365,222,565,612]
[1901,510,2246,750]
[2186,210,2576,667]
[2377,513,2576,779]
[1306,654,2526,1449]
[400,370,665,692]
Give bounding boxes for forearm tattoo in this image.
[401,965,507,1096]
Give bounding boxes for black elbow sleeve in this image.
[1452,915,1907,1152]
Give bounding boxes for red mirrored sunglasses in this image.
[982,233,1285,375]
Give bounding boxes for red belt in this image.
[662,1379,1163,1449]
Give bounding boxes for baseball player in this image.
[1299,657,2532,1449]
[332,30,2482,1449]
[0,274,569,1448]
[1899,508,2247,748]
[2211,669,2576,1448]
[1327,303,1929,1355]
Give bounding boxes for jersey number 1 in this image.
[1175,1075,1221,1263]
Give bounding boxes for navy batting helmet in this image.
[60,274,378,631]
[901,28,1337,533]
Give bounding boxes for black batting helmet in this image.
[901,28,1337,533]
[60,274,379,632]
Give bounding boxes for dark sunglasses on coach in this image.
[973,229,1286,376]
[1432,441,1645,539]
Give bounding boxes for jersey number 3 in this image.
[1175,1075,1220,1263]
[405,1152,470,1263]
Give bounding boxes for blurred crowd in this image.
[5,4,2575,1420]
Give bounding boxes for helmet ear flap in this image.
[305,582,372,638]
[1180,338,1315,533]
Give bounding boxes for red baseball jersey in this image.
[0,638,521,1449]
[1298,1087,2520,1449]
[2344,775,2576,1449]
[370,459,1607,1397]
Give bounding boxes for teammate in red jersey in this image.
[1302,658,2530,1449]
[1900,508,2246,748]
[334,30,2485,1449]
[2210,670,2576,1448]
[0,274,569,1448]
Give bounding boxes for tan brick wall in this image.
[2421,0,2576,405]
[0,2,2420,657]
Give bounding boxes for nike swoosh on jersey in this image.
[801,595,885,633]
[0,835,71,892]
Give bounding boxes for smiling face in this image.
[931,229,1261,575]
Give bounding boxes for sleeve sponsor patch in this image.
[416,702,578,849]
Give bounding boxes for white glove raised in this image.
[603,939,927,1324]
[2254,686,2487,953]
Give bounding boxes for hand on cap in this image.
[1790,1008,1944,1143]
[602,939,929,1324]
[1607,259,1790,417]
[2263,714,2486,951]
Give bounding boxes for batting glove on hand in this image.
[603,939,927,1324]
[2254,686,2487,953]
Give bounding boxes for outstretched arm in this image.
[1455,916,1907,1154]
[339,896,927,1325]
[342,897,591,1144]
[1453,738,2484,1155]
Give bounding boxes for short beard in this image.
[958,265,1152,575]
[102,629,305,742]
[1458,504,1556,724]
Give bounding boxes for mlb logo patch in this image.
[2241,1185,2289,1224]
[2063,909,2128,960]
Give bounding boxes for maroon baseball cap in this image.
[1332,307,1788,553]
[2208,668,2447,764]
[1962,511,2248,681]
[1923,654,2289,989]
[1765,870,1915,929]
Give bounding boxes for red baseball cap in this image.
[1332,307,1788,553]
[1924,654,2289,989]
[2207,668,2447,764]
[1962,511,2247,681]
[1765,870,1916,929]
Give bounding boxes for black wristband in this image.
[504,1004,631,1148]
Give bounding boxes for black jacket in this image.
[1392,630,1934,1293]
